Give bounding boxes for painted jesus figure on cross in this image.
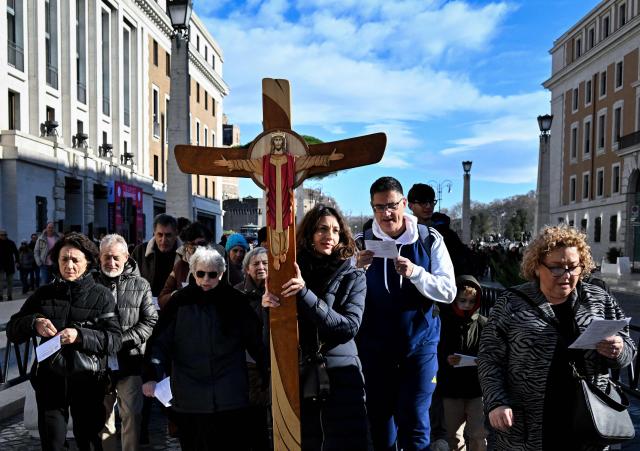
[215,131,344,269]
[174,78,386,450]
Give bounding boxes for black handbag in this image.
[299,329,330,402]
[571,363,635,445]
[47,311,116,377]
[507,288,635,445]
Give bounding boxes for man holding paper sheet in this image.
[478,225,635,450]
[355,176,456,451]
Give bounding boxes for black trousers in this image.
[33,372,107,451]
[301,365,369,451]
[174,408,249,451]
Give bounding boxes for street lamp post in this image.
[427,179,453,212]
[534,114,553,234]
[462,161,472,243]
[166,0,194,220]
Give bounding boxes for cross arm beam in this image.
[174,145,254,178]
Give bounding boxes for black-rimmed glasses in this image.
[411,200,437,207]
[540,262,584,277]
[371,199,404,212]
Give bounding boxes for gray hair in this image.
[100,234,129,255]
[243,247,268,271]
[189,247,226,275]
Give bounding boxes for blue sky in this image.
[194,1,594,216]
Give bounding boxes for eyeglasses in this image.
[540,262,584,277]
[371,199,404,212]
[411,200,437,207]
[195,270,218,279]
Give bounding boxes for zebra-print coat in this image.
[478,281,635,451]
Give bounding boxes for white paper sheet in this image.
[453,353,478,367]
[364,240,399,259]
[568,318,631,349]
[36,335,61,362]
[154,377,173,407]
[152,296,160,311]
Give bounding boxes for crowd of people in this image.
[1,175,635,451]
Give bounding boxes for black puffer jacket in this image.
[7,272,122,375]
[297,256,366,369]
[95,258,158,376]
[150,282,266,414]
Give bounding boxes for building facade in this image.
[543,0,640,264]
[0,0,230,244]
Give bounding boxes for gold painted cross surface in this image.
[175,78,386,450]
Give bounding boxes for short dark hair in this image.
[180,221,213,244]
[296,204,356,260]
[369,177,403,199]
[153,213,177,231]
[407,183,436,203]
[257,226,268,245]
[50,232,99,273]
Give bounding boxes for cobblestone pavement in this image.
[0,401,181,450]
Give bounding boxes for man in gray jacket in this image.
[96,234,158,451]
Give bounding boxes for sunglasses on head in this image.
[195,270,218,279]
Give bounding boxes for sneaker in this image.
[430,439,450,451]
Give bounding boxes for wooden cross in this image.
[175,78,386,450]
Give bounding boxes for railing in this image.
[619,130,640,151]
[0,323,33,391]
[480,283,640,398]
[46,64,58,89]
[8,40,24,71]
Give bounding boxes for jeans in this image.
[40,265,53,285]
[102,375,143,451]
[0,270,14,299]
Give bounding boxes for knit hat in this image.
[225,233,249,252]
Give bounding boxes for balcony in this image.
[46,64,58,89]
[616,130,640,156]
[8,40,24,71]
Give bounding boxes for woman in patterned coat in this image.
[478,225,635,450]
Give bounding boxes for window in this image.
[575,38,582,59]
[637,97,640,131]
[596,168,604,197]
[45,0,58,89]
[153,155,159,181]
[612,164,620,194]
[196,121,200,146]
[46,106,55,122]
[572,88,579,111]
[205,46,208,61]
[212,132,215,146]
[614,106,622,144]
[152,87,159,138]
[581,218,588,233]
[204,127,208,147]
[8,90,20,130]
[598,113,606,150]
[588,27,595,50]
[594,217,601,242]
[165,52,170,77]
[205,180,209,198]
[197,175,200,195]
[603,15,610,39]
[211,99,215,117]
[7,0,24,71]
[600,70,607,97]
[610,215,618,242]
[619,4,626,27]
[212,55,215,70]
[570,176,577,202]
[205,92,208,110]
[615,61,623,88]
[211,181,216,199]
[196,35,200,51]
[196,82,200,103]
[569,220,575,227]
[583,173,590,200]
[101,9,110,116]
[584,121,591,157]
[153,39,158,66]
[123,28,131,127]
[76,0,86,103]
[585,80,592,105]
[570,126,578,159]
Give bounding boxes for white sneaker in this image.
[430,438,450,451]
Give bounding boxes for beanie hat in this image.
[225,233,249,252]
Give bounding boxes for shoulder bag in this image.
[506,287,635,445]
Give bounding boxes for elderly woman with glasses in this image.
[143,247,266,451]
[478,225,635,451]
